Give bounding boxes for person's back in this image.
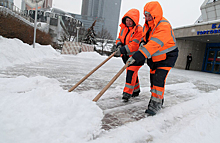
[186,53,192,70]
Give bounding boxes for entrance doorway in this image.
[204,47,220,74]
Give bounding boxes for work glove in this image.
[126,57,135,66]
[115,46,127,56]
[115,48,121,56]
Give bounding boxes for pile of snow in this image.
[76,51,104,59]
[0,76,103,143]
[0,36,60,70]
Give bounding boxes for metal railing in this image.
[59,17,70,37]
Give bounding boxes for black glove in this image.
[120,46,127,54]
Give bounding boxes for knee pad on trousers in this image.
[154,69,169,87]
[126,70,134,84]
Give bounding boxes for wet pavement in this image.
[1,56,220,131]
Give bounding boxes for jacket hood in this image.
[144,1,163,25]
[121,9,140,27]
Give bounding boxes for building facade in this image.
[68,13,104,38]
[43,0,52,8]
[174,0,220,74]
[81,0,121,39]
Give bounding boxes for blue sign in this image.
[197,24,220,35]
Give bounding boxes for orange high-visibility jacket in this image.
[140,1,177,62]
[116,9,142,56]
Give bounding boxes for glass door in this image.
[204,49,220,74]
[214,51,220,73]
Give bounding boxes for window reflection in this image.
[216,51,220,64]
[208,51,215,62]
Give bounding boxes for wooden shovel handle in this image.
[92,59,135,102]
[68,51,117,92]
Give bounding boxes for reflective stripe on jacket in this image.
[140,1,177,62]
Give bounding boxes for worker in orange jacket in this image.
[115,9,143,101]
[127,1,179,115]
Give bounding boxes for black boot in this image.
[122,93,131,102]
[131,90,140,97]
[145,98,162,116]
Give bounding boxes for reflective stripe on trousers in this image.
[123,65,142,96]
[150,67,172,102]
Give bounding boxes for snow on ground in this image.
[0,36,220,143]
[0,36,60,70]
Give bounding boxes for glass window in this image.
[50,18,58,26]
[216,51,220,64]
[207,0,219,4]
[214,64,220,73]
[208,51,215,62]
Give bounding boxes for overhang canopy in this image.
[174,20,220,43]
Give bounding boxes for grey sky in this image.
[15,0,205,29]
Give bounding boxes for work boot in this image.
[131,90,140,97]
[122,93,131,102]
[145,99,162,116]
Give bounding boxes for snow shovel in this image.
[92,59,135,102]
[68,48,120,92]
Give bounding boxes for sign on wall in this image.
[197,23,220,35]
[25,0,44,8]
